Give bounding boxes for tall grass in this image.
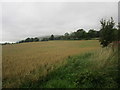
[20,46,118,88]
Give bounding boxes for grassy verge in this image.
[20,46,118,88]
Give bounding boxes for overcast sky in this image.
[1,2,118,43]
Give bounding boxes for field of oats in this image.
[2,40,100,88]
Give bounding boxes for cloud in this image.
[2,2,118,42]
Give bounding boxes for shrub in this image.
[75,70,106,88]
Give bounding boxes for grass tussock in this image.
[20,46,118,88]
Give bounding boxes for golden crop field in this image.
[2,40,101,88]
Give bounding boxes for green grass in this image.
[20,47,118,88]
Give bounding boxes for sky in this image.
[1,2,118,43]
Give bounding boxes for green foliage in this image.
[49,34,55,40]
[99,17,116,47]
[75,29,87,40]
[59,29,100,40]
[34,37,39,42]
[17,28,101,43]
[76,71,106,88]
[64,32,70,40]
[76,71,104,88]
[75,70,118,88]
[41,38,49,41]
[41,29,100,42]
[88,29,100,38]
[18,37,39,43]
[69,32,76,40]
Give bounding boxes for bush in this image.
[75,70,118,88]
[75,70,106,88]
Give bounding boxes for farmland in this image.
[2,40,100,88]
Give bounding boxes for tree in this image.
[96,31,100,38]
[41,38,49,41]
[88,29,96,38]
[112,28,118,41]
[34,37,39,42]
[49,34,54,40]
[18,37,39,43]
[25,38,31,42]
[19,40,25,43]
[75,29,86,40]
[64,32,70,40]
[69,32,77,40]
[99,17,115,47]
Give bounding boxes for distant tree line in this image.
[17,29,100,43]
[18,37,39,43]
[41,29,100,41]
